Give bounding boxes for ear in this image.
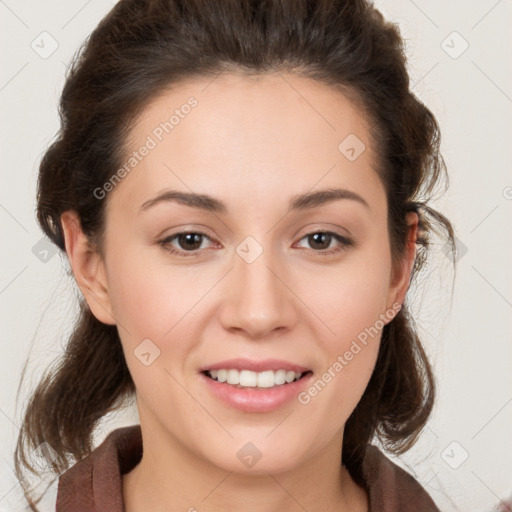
[385,211,419,313]
[60,210,116,325]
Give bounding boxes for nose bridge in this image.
[220,234,295,336]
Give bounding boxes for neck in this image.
[122,419,368,512]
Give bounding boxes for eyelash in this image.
[158,230,354,258]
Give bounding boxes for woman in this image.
[14,0,455,510]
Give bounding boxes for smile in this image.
[204,369,309,388]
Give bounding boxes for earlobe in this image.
[386,212,419,313]
[60,211,117,326]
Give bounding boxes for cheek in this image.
[298,285,384,429]
[107,258,196,409]
[107,244,200,338]
[295,242,391,410]
[105,240,221,386]
[300,246,392,342]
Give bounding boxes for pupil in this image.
[310,233,330,250]
[179,233,202,250]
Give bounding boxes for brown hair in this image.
[14,0,455,509]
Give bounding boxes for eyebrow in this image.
[139,187,369,214]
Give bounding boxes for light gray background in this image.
[1,1,511,511]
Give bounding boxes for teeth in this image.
[207,369,304,388]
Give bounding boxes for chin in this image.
[201,439,306,476]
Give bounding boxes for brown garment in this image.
[56,424,440,511]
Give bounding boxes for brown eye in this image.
[175,233,204,251]
[308,232,333,250]
[159,231,213,257]
[296,231,353,257]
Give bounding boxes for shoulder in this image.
[362,444,440,511]
[56,424,142,512]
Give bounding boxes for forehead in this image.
[106,72,383,217]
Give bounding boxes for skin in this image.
[61,72,418,512]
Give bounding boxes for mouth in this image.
[199,360,315,412]
[201,369,313,389]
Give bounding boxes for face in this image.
[62,72,416,475]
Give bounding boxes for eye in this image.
[158,230,354,258]
[294,231,353,257]
[159,231,214,257]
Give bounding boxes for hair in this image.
[14,0,455,509]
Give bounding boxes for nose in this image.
[219,241,298,339]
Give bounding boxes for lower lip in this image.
[199,372,314,413]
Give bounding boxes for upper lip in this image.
[199,358,311,374]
